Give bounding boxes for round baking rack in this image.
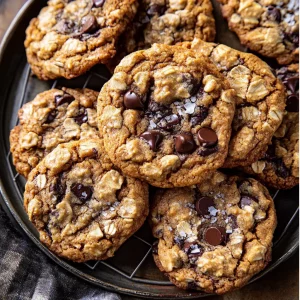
[0,0,298,298]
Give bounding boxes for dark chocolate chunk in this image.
[283,76,299,93]
[183,242,203,258]
[286,94,299,112]
[195,196,215,216]
[174,133,196,153]
[71,183,93,202]
[74,109,88,125]
[56,19,76,35]
[274,158,290,178]
[267,6,281,22]
[50,176,66,203]
[197,128,218,147]
[45,110,57,124]
[204,226,226,246]
[80,15,99,34]
[124,91,143,109]
[158,114,180,130]
[55,92,75,106]
[264,144,276,161]
[140,130,163,151]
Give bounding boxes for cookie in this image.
[150,172,276,294]
[97,44,236,187]
[24,139,149,262]
[10,88,99,178]
[242,64,299,189]
[183,39,286,168]
[25,0,138,80]
[107,0,216,71]
[218,0,299,65]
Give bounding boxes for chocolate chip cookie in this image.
[10,88,99,178]
[24,139,149,262]
[218,0,299,65]
[97,44,236,187]
[242,64,299,189]
[107,0,216,71]
[150,172,276,294]
[25,0,138,80]
[184,39,286,168]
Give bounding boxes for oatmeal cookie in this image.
[10,88,99,178]
[24,139,149,262]
[107,0,216,71]
[97,44,236,187]
[150,172,276,294]
[184,39,286,168]
[242,64,299,189]
[25,0,138,80]
[218,0,299,65]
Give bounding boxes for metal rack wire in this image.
[5,63,299,286]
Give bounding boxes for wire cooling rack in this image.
[5,63,299,286]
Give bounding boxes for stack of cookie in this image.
[9,0,298,295]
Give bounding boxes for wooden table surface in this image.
[0,1,298,299]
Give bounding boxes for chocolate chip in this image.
[152,240,159,254]
[124,91,143,109]
[204,226,226,246]
[80,15,99,34]
[198,146,218,157]
[197,128,218,147]
[267,6,281,22]
[174,133,196,153]
[140,130,163,151]
[158,114,180,131]
[55,92,75,106]
[275,158,290,178]
[45,110,57,124]
[286,94,299,112]
[50,176,66,203]
[283,76,299,93]
[195,196,215,216]
[183,242,203,258]
[190,106,208,126]
[264,144,276,161]
[240,194,258,208]
[74,110,88,125]
[146,4,165,16]
[93,0,105,7]
[71,183,93,202]
[56,19,76,35]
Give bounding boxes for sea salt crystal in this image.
[208,206,218,216]
[184,102,196,114]
[210,217,217,223]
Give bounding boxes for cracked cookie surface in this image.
[25,0,138,79]
[10,88,99,178]
[242,64,299,189]
[97,44,236,187]
[107,0,216,71]
[24,139,149,262]
[183,39,286,168]
[150,172,276,294]
[218,0,299,65]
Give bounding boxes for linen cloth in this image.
[0,205,122,300]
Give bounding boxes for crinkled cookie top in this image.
[98,44,236,187]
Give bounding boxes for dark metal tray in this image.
[0,0,298,298]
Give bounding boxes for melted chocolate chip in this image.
[50,176,66,203]
[146,4,165,16]
[195,196,215,216]
[174,133,196,153]
[274,158,290,178]
[267,6,281,22]
[140,130,163,151]
[239,194,258,208]
[152,240,159,254]
[56,19,76,35]
[286,94,299,112]
[190,106,208,126]
[55,92,75,106]
[80,15,99,34]
[198,146,218,157]
[283,76,299,93]
[197,128,218,147]
[124,91,143,109]
[264,144,276,161]
[74,109,88,125]
[204,226,226,246]
[158,114,180,131]
[45,110,57,124]
[93,0,105,7]
[71,183,93,202]
[183,242,203,258]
